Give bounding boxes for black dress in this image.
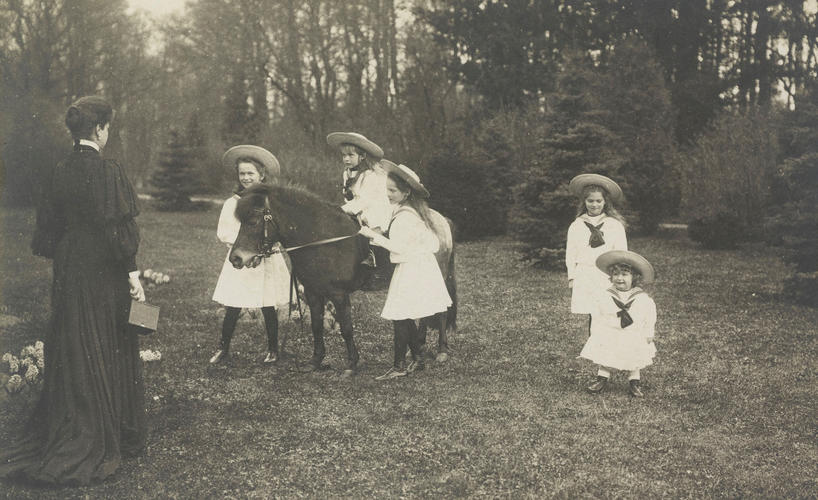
[0,144,145,485]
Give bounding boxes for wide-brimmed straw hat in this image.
[596,250,655,284]
[326,132,384,160]
[380,160,430,199]
[222,145,280,177]
[568,173,624,203]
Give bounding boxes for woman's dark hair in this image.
[64,96,113,141]
[233,157,273,194]
[388,172,434,229]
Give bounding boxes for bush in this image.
[423,143,505,240]
[687,212,746,249]
[678,107,779,237]
[767,82,818,307]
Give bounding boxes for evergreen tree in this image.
[510,55,626,268]
[769,84,818,306]
[151,130,201,211]
[591,37,678,234]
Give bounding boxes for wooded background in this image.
[2,1,817,290]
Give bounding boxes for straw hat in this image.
[380,160,430,199]
[596,250,655,284]
[568,173,623,203]
[222,145,280,177]
[326,132,384,160]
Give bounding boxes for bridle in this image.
[258,196,279,258]
[251,196,358,260]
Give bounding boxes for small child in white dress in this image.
[209,145,291,365]
[580,250,657,397]
[359,163,452,380]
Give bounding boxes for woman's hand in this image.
[128,274,146,302]
[568,279,574,289]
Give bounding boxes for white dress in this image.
[565,214,627,313]
[212,195,292,308]
[341,166,392,230]
[579,287,657,371]
[373,207,452,320]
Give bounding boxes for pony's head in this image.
[229,184,279,269]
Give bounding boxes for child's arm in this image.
[610,218,628,251]
[216,198,241,246]
[341,171,386,217]
[360,215,437,262]
[565,220,580,286]
[636,296,657,342]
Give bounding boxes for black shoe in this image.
[209,349,228,364]
[586,376,608,393]
[361,249,376,268]
[629,379,644,397]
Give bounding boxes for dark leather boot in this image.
[586,376,608,393]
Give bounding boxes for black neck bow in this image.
[612,297,635,328]
[584,221,605,248]
[343,170,359,201]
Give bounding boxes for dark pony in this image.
[229,183,457,375]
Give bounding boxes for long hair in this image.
[340,144,378,172]
[388,172,434,229]
[64,96,113,142]
[575,184,627,227]
[232,156,275,194]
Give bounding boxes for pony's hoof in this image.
[340,369,355,378]
[301,362,330,373]
[435,352,449,363]
[263,351,278,364]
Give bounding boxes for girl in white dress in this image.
[209,145,291,365]
[565,174,628,335]
[580,250,657,397]
[327,132,392,279]
[359,164,452,380]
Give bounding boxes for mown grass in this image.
[0,205,816,499]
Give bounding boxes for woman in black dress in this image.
[0,96,146,485]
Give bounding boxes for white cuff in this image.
[129,270,140,279]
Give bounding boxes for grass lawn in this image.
[1,205,816,498]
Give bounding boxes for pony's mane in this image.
[235,182,341,222]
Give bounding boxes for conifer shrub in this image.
[151,130,203,211]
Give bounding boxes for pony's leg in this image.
[305,290,327,369]
[417,318,429,349]
[436,312,450,362]
[331,292,359,375]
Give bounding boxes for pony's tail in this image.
[445,219,457,333]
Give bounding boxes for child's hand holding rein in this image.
[359,226,379,239]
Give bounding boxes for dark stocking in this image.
[219,306,241,351]
[261,306,279,353]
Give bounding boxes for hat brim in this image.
[596,250,655,284]
[569,174,623,203]
[327,132,384,160]
[222,145,280,177]
[380,159,430,199]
